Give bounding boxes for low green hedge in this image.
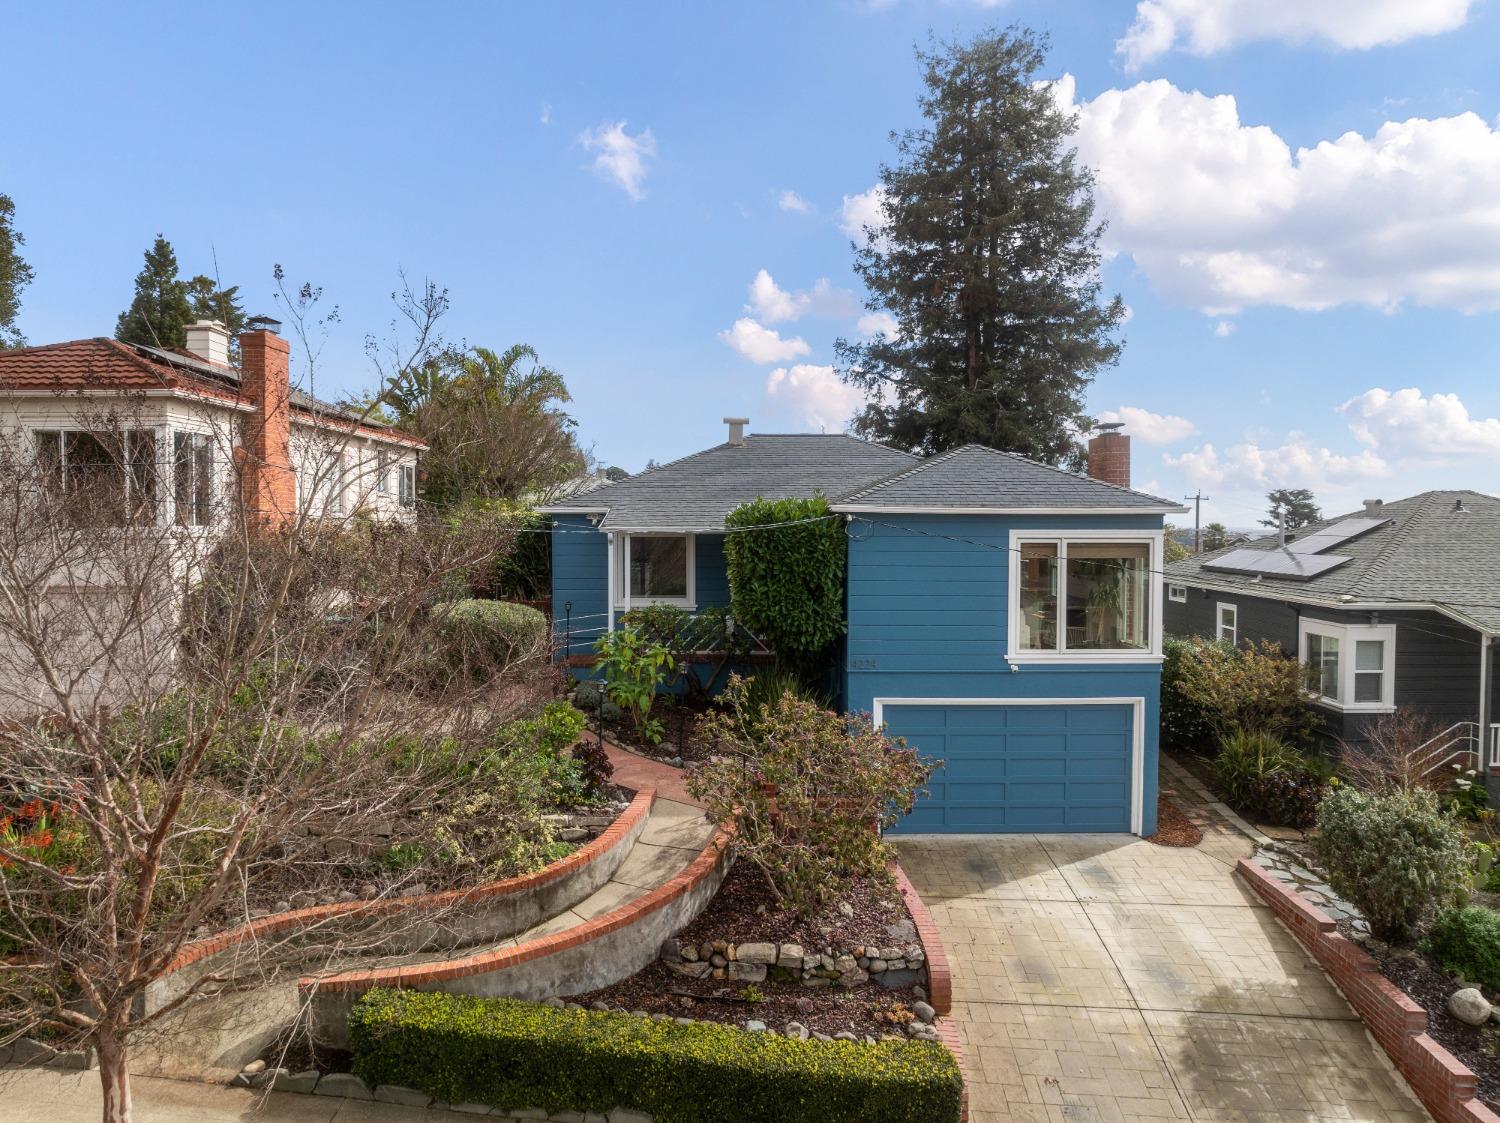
[1426,906,1500,991]
[349,989,963,1123]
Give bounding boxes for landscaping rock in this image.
[544,996,567,1008]
[834,1030,858,1042]
[608,1110,653,1123]
[912,1001,936,1023]
[784,1021,810,1040]
[745,1020,768,1033]
[874,969,921,989]
[242,1059,266,1075]
[275,1069,322,1094]
[777,943,805,966]
[449,1104,494,1115]
[728,961,767,982]
[375,1084,433,1107]
[736,942,778,965]
[666,960,713,979]
[315,1072,374,1099]
[252,1068,287,1089]
[559,828,589,843]
[1449,988,1493,1026]
[837,967,868,987]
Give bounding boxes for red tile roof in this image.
[0,337,424,448]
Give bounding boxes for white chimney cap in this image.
[723,417,749,446]
[184,319,231,367]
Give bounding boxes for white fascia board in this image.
[833,504,1189,516]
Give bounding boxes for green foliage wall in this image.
[723,495,844,659]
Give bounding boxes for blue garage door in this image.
[884,702,1135,833]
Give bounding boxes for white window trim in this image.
[1297,617,1397,713]
[170,427,219,528]
[1006,529,1165,664]
[872,696,1147,836]
[1167,583,1187,603]
[31,424,169,528]
[1216,602,1238,646]
[612,532,697,613]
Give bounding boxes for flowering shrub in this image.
[687,675,932,916]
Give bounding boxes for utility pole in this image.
[1184,491,1210,553]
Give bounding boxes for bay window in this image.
[1011,533,1160,659]
[614,533,695,608]
[1298,619,1395,711]
[172,431,214,527]
[34,428,158,526]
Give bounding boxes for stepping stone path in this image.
[1251,843,1371,936]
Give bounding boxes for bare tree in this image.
[1338,709,1456,795]
[0,406,557,1123]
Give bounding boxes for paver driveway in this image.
[893,802,1430,1122]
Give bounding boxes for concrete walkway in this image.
[894,768,1431,1122]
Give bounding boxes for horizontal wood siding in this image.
[551,515,608,657]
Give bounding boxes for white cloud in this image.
[540,103,552,126]
[856,311,900,339]
[745,270,856,324]
[1340,387,1500,462]
[1096,406,1197,445]
[719,318,811,364]
[839,185,890,242]
[1057,77,1500,314]
[1214,320,1236,337]
[1118,0,1474,70]
[778,190,810,214]
[1165,439,1388,489]
[765,364,864,431]
[578,121,657,201]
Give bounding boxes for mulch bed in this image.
[1338,921,1500,1110]
[572,860,930,1038]
[1146,792,1203,847]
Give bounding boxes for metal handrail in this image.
[1414,721,1480,777]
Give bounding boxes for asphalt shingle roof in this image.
[540,433,918,531]
[831,443,1185,512]
[1166,490,1500,632]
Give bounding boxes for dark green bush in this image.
[1315,785,1471,940]
[1164,636,1316,747]
[350,989,962,1123]
[492,508,552,601]
[1161,635,1218,749]
[1212,729,1304,809]
[1426,906,1500,991]
[1242,768,1326,828]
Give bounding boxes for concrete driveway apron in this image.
[894,813,1430,1123]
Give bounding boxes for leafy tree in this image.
[1200,522,1229,552]
[0,193,35,349]
[835,28,1125,466]
[1162,524,1189,563]
[400,344,585,505]
[603,466,630,481]
[115,235,193,349]
[186,274,247,338]
[1262,488,1320,530]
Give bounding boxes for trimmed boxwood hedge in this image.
[349,989,963,1123]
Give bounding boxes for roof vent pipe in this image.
[1363,498,1383,516]
[723,417,749,447]
[1456,499,1470,514]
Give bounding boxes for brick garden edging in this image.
[141,788,656,1019]
[304,823,736,1045]
[892,860,966,1122]
[1236,858,1500,1123]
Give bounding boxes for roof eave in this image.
[1165,572,1492,633]
[830,503,1189,516]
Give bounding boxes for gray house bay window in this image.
[1306,631,1341,701]
[1299,619,1395,712]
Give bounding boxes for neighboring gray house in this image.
[1163,491,1500,783]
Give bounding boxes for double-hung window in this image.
[1298,619,1395,711]
[398,463,416,507]
[1011,533,1160,660]
[615,534,695,608]
[172,431,214,527]
[34,428,158,527]
[1216,602,1238,646]
[376,451,390,495]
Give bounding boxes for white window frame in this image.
[31,425,165,527]
[613,532,697,612]
[170,427,217,528]
[1297,618,1397,713]
[1006,529,1165,664]
[376,451,390,494]
[398,462,416,507]
[1216,602,1238,646]
[1167,583,1188,603]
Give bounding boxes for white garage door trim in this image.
[873,696,1147,836]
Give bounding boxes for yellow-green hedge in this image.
[349,989,962,1123]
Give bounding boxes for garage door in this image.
[882,701,1137,834]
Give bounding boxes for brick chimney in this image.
[1088,423,1130,489]
[238,320,296,527]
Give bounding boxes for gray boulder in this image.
[1449,987,1493,1026]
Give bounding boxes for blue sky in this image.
[7,1,1500,529]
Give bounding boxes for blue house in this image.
[541,420,1186,836]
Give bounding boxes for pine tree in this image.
[0,193,35,349]
[835,28,1124,466]
[186,274,247,338]
[1261,489,1321,530]
[115,235,193,349]
[1201,522,1229,552]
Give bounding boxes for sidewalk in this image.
[0,1067,482,1122]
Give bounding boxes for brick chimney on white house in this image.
[1088,422,1130,488]
[183,319,231,367]
[237,316,296,528]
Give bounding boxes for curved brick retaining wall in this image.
[306,825,735,1046]
[1237,857,1500,1123]
[140,789,656,1019]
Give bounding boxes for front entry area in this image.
[879,700,1140,834]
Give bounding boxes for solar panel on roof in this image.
[1285,517,1389,555]
[1203,548,1354,581]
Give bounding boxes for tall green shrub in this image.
[1161,635,1218,749]
[723,495,844,664]
[1315,785,1471,940]
[1167,636,1316,745]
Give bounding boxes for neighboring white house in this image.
[0,317,424,529]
